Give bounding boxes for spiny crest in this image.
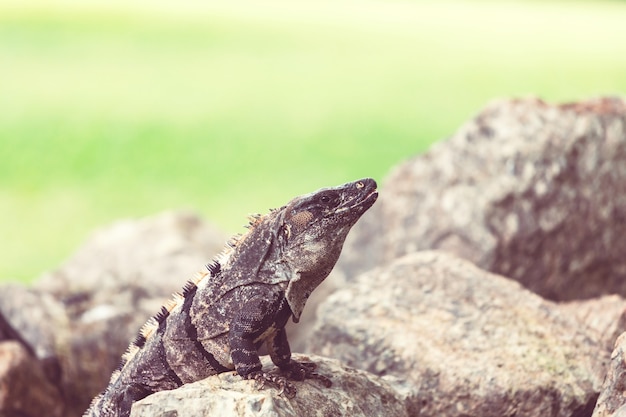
[216,211,272,265]
[223,213,265,253]
[104,316,159,385]
[105,318,158,384]
[108,208,272,387]
[109,368,120,385]
[153,305,170,324]
[182,280,198,297]
[86,394,102,415]
[139,317,160,340]
[121,344,141,364]
[108,310,162,385]
[206,260,221,276]
[111,260,219,383]
[109,332,146,385]
[170,290,186,307]
[215,243,236,267]
[227,233,243,249]
[132,333,147,349]
[246,212,263,228]
[139,290,184,340]
[180,267,212,298]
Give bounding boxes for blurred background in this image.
[1,0,625,283]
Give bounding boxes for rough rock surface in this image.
[593,333,626,417]
[0,341,64,417]
[1,211,226,417]
[37,210,225,302]
[0,285,68,386]
[560,295,626,353]
[309,251,605,417]
[130,354,408,417]
[340,97,626,301]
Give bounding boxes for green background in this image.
[2,0,626,282]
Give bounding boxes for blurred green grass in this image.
[1,0,626,283]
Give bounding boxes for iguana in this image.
[85,178,378,417]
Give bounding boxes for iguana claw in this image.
[281,360,332,388]
[246,371,297,398]
[245,361,332,398]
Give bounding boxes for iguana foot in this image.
[280,360,332,388]
[246,370,297,397]
[245,361,331,398]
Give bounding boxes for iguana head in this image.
[281,178,378,322]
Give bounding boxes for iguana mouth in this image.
[353,179,378,206]
[336,179,378,214]
[354,189,378,209]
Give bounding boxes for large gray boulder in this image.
[309,251,605,417]
[340,97,626,301]
[130,354,409,417]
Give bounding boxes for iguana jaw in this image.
[337,188,378,213]
[332,178,378,216]
[282,178,378,322]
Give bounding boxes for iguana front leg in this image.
[265,326,332,395]
[228,290,330,396]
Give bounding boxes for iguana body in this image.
[85,178,378,417]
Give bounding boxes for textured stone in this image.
[340,97,626,301]
[593,333,626,417]
[0,285,67,390]
[309,251,604,417]
[37,210,225,303]
[130,354,408,417]
[0,341,64,417]
[560,295,626,353]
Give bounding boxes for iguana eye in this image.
[317,192,338,207]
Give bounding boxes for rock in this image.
[0,285,68,385]
[593,333,626,417]
[0,285,68,417]
[37,210,225,304]
[0,300,36,355]
[340,97,626,301]
[130,354,408,417]
[0,341,64,417]
[560,295,626,353]
[1,211,226,417]
[308,251,604,417]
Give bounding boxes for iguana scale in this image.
[85,178,378,417]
